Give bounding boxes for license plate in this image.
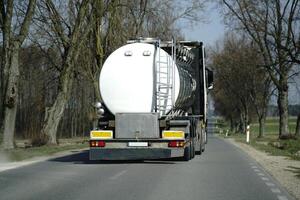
[128,142,148,147]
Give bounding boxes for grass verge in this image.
[217,117,300,161]
[2,137,88,162]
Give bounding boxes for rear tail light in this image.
[90,140,106,147]
[168,141,185,148]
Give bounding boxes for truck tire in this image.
[202,131,206,152]
[195,144,201,155]
[183,145,191,161]
[196,130,202,155]
[191,140,195,159]
[197,139,202,155]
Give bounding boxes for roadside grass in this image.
[2,137,88,162]
[217,117,300,161]
[250,117,297,135]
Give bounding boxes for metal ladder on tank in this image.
[155,40,176,116]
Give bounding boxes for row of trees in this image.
[213,0,300,138]
[0,0,206,149]
[212,34,300,138]
[212,34,272,138]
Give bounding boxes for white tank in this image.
[100,43,181,115]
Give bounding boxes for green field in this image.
[250,117,297,135]
[218,117,300,161]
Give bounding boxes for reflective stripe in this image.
[162,131,184,139]
[90,130,113,139]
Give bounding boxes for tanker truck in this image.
[89,38,213,161]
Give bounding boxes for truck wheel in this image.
[197,139,202,155]
[191,141,195,158]
[183,145,191,161]
[196,133,202,155]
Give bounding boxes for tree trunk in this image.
[230,117,234,132]
[0,42,11,144]
[244,106,249,134]
[93,80,101,102]
[278,87,289,138]
[41,65,74,145]
[42,94,66,144]
[258,116,265,138]
[2,50,20,149]
[295,113,300,138]
[0,77,3,131]
[239,113,245,133]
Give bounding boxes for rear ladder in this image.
[155,40,176,116]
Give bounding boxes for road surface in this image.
[0,123,294,200]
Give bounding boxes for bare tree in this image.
[212,34,271,136]
[0,0,36,149]
[249,67,272,138]
[222,0,300,138]
[34,0,92,145]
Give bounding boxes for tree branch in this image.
[16,0,37,45]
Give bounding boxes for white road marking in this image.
[109,170,127,180]
[250,164,290,199]
[265,182,275,187]
[251,164,285,198]
[271,188,281,194]
[261,177,269,181]
[277,195,288,200]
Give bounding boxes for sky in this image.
[180,3,225,47]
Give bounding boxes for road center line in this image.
[257,173,265,176]
[109,170,127,180]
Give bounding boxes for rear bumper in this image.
[89,148,184,160]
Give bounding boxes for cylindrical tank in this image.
[99,42,195,115]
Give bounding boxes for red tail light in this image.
[90,140,106,147]
[168,141,184,148]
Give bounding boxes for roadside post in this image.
[246,125,250,143]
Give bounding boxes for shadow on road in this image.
[49,150,178,165]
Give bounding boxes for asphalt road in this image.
[0,124,294,200]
